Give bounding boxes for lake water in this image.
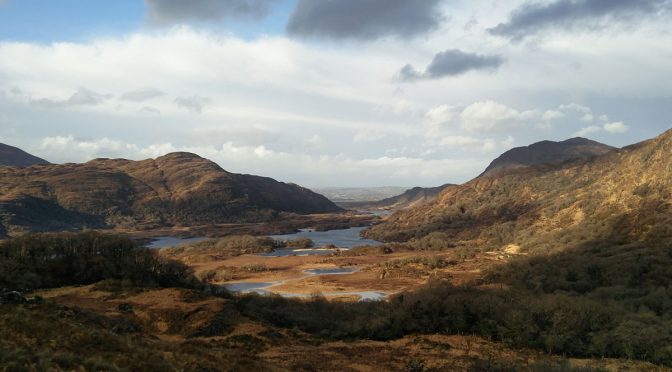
[263,226,381,257]
[303,267,359,275]
[146,236,208,249]
[223,281,387,302]
[223,266,385,301]
[145,226,380,253]
[223,282,276,295]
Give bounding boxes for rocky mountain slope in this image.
[366,130,672,254]
[0,143,49,167]
[0,152,340,237]
[479,137,614,178]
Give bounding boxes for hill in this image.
[356,184,454,210]
[0,152,340,237]
[312,187,409,204]
[0,143,49,167]
[479,137,614,178]
[366,130,672,254]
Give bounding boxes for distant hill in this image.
[351,184,454,211]
[0,143,49,167]
[0,152,341,237]
[479,137,614,178]
[312,187,408,204]
[366,130,672,255]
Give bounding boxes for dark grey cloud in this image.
[145,0,274,26]
[175,96,210,114]
[120,88,165,102]
[399,49,504,82]
[286,0,445,40]
[490,0,672,40]
[32,88,110,108]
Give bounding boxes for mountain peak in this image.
[157,152,203,160]
[0,143,50,167]
[479,137,614,178]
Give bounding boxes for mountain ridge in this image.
[0,151,341,237]
[366,129,672,255]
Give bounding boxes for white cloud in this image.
[573,125,601,137]
[603,121,629,133]
[580,113,594,123]
[542,110,564,121]
[574,121,629,137]
[424,104,456,126]
[0,21,666,186]
[424,101,540,134]
[460,101,537,132]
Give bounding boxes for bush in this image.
[0,232,198,290]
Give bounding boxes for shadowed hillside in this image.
[0,143,49,167]
[0,152,341,237]
[366,130,672,255]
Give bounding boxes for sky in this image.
[0,0,671,187]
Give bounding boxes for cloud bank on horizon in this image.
[0,0,670,187]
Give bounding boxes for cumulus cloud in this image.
[459,101,537,132]
[603,121,629,133]
[31,87,110,108]
[174,95,210,113]
[145,0,274,26]
[574,121,629,137]
[573,125,602,137]
[120,88,165,102]
[399,49,504,81]
[490,0,672,40]
[286,0,444,40]
[425,101,543,134]
[542,110,564,121]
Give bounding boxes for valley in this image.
[2,130,672,370]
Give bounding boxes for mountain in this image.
[366,130,672,254]
[353,138,611,211]
[0,152,340,237]
[359,184,454,210]
[479,137,614,178]
[0,143,49,167]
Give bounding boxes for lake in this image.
[145,226,381,256]
[222,266,386,301]
[262,226,381,256]
[146,236,208,249]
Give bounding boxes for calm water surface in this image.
[263,227,380,256]
[146,236,208,249]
